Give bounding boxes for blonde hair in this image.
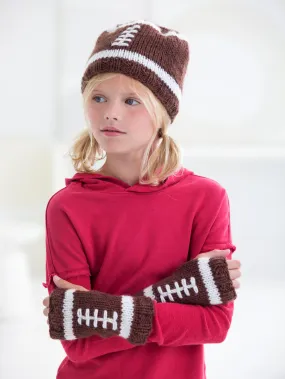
[69,73,182,185]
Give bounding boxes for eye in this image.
[92,95,105,103]
[125,98,140,106]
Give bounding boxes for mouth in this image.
[101,126,126,133]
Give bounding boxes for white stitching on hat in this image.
[111,24,141,47]
[107,20,188,43]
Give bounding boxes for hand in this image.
[42,275,88,324]
[196,249,241,290]
[46,286,154,344]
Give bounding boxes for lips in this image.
[101,126,126,133]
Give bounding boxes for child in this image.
[43,20,241,379]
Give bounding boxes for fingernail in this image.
[53,275,60,282]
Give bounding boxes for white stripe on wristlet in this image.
[119,296,135,339]
[62,289,76,340]
[143,285,156,301]
[85,49,182,101]
[197,257,222,305]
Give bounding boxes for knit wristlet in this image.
[136,256,237,306]
[48,289,154,345]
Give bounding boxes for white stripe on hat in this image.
[106,20,189,42]
[119,296,134,339]
[143,285,156,301]
[63,289,76,340]
[197,257,222,305]
[86,49,182,101]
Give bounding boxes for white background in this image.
[0,0,284,378]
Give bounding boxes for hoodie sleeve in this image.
[44,184,236,361]
[43,191,138,363]
[146,186,237,346]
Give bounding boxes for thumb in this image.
[53,275,87,291]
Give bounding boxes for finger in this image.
[229,269,241,281]
[212,249,231,254]
[43,307,49,317]
[53,275,88,291]
[53,275,79,289]
[232,279,240,289]
[209,249,230,256]
[43,297,50,307]
[227,260,241,269]
[53,275,71,289]
[198,249,231,259]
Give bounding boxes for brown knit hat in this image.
[81,20,190,123]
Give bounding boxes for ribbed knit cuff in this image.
[137,256,237,306]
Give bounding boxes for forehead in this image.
[94,74,140,95]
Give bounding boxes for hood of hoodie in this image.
[65,167,194,194]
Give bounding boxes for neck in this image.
[97,155,143,186]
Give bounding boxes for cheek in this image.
[138,116,153,132]
[132,121,154,143]
[134,112,155,138]
[85,101,104,121]
[87,108,100,124]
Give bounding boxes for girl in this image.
[42,20,241,379]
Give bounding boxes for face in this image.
[85,74,156,157]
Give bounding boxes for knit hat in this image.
[81,20,190,123]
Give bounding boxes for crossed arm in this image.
[44,188,238,362]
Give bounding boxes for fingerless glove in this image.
[49,289,154,344]
[136,256,236,305]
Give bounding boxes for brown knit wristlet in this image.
[48,289,154,344]
[136,256,237,306]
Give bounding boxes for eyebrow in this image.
[92,90,139,97]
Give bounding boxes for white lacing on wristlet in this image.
[77,308,118,330]
[158,277,199,302]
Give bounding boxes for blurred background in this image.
[0,0,284,378]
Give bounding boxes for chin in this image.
[100,145,130,155]
[97,138,147,155]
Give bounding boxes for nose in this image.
[104,101,121,121]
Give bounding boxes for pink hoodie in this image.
[43,167,236,379]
